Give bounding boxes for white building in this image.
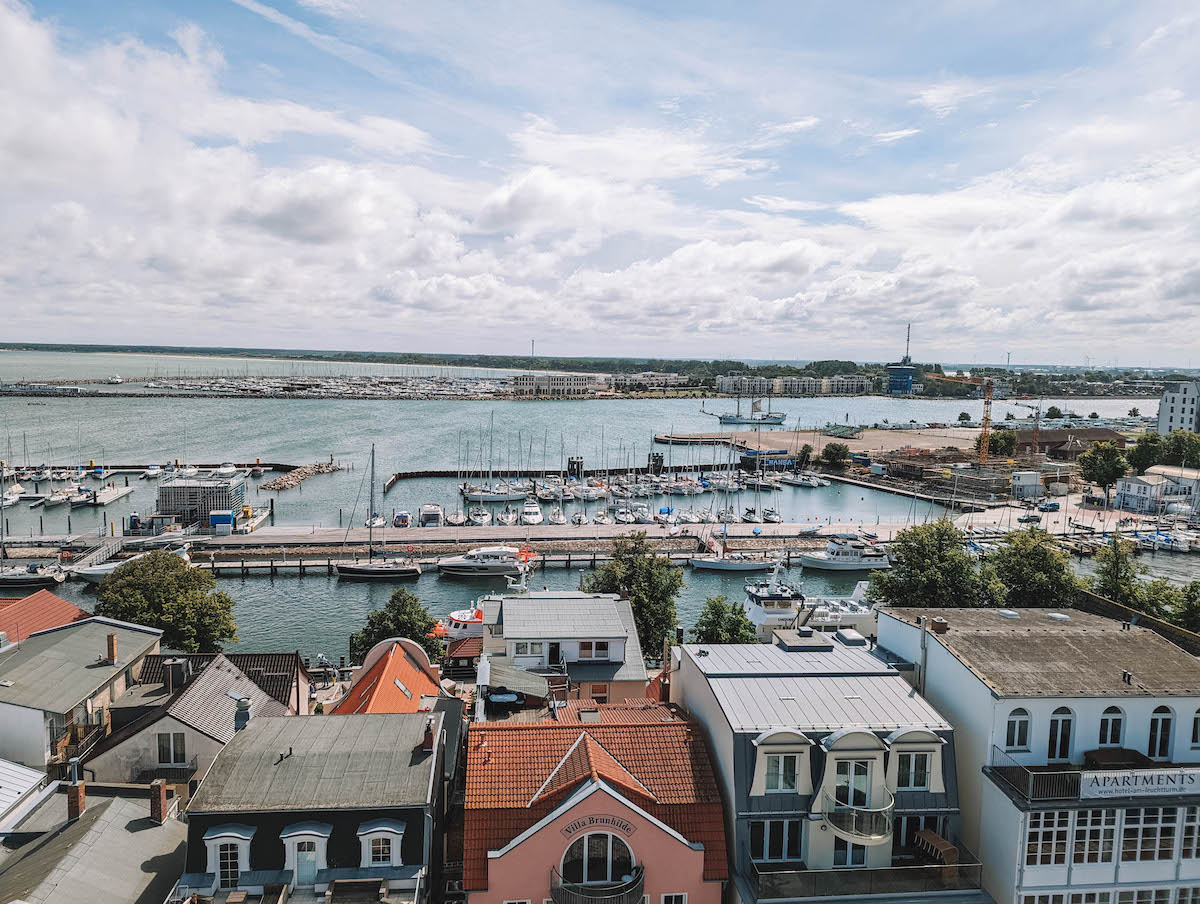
[877,606,1200,904]
[669,628,986,904]
[611,371,690,388]
[717,374,778,395]
[511,373,602,395]
[1115,465,1200,514]
[1157,382,1200,434]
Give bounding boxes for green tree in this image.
[1169,582,1200,632]
[957,411,971,422]
[1077,442,1128,500]
[582,531,682,659]
[1128,407,1140,417]
[1045,405,1064,418]
[348,588,442,664]
[1127,432,1164,474]
[1162,430,1200,467]
[1140,579,1182,620]
[1088,538,1146,610]
[975,429,1017,457]
[95,550,237,652]
[867,520,1005,608]
[989,529,1080,607]
[797,443,814,469]
[819,442,850,469]
[690,594,759,644]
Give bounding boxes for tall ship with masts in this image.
[703,396,786,425]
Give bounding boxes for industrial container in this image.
[209,509,234,527]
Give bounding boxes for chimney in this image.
[234,697,251,732]
[106,633,118,665]
[66,758,85,820]
[422,716,435,752]
[931,617,949,635]
[150,778,168,825]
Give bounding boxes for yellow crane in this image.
[925,372,994,466]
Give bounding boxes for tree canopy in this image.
[691,594,759,644]
[819,443,850,469]
[1077,442,1128,497]
[989,528,1080,607]
[348,588,442,664]
[867,520,1004,608]
[1045,405,1064,418]
[582,531,682,660]
[95,550,237,652]
[975,429,1017,457]
[1127,432,1164,474]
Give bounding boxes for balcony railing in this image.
[550,866,645,904]
[987,745,1081,801]
[820,789,894,842]
[750,855,982,900]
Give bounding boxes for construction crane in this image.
[1011,398,1044,459]
[925,372,994,466]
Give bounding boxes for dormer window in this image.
[897,752,930,790]
[579,641,609,660]
[357,818,406,869]
[766,754,798,792]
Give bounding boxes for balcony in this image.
[820,789,894,843]
[985,745,1190,803]
[549,865,645,904]
[750,855,983,900]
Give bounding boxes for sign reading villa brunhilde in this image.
[1081,768,1200,799]
[561,814,637,839]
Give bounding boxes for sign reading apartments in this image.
[1081,768,1200,798]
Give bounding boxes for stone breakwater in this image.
[262,461,342,491]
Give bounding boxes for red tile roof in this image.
[446,636,482,659]
[0,590,89,643]
[329,641,443,715]
[463,707,728,890]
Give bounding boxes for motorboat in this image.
[496,506,518,526]
[72,547,190,584]
[468,506,492,526]
[214,462,239,478]
[742,507,763,523]
[781,473,822,488]
[691,552,779,572]
[435,601,485,641]
[446,509,469,527]
[520,499,543,526]
[548,507,567,525]
[461,483,528,503]
[142,464,162,479]
[250,466,265,477]
[418,504,445,528]
[106,374,123,384]
[536,485,561,502]
[575,486,606,502]
[570,512,588,526]
[741,562,804,640]
[593,511,614,525]
[178,465,199,478]
[614,507,636,524]
[336,558,422,580]
[0,563,67,590]
[366,513,387,528]
[763,509,783,523]
[797,539,891,571]
[392,511,411,528]
[437,545,531,577]
[803,581,877,634]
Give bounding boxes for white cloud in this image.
[872,128,921,144]
[911,79,991,117]
[744,196,829,213]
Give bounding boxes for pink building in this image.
[463,699,728,904]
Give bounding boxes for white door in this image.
[296,841,318,886]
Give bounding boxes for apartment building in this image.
[1157,382,1200,434]
[878,607,1200,904]
[512,373,601,396]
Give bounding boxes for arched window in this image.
[561,832,634,885]
[1192,709,1200,748]
[1149,706,1174,760]
[1006,708,1031,751]
[1048,707,1073,762]
[1099,706,1124,748]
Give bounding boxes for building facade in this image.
[668,630,983,904]
[1157,382,1200,434]
[1114,466,1199,514]
[512,373,602,396]
[878,607,1200,904]
[611,371,690,388]
[156,475,246,523]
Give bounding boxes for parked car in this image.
[1018,513,1042,524]
[1037,501,1060,512]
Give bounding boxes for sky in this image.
[2,1,1199,366]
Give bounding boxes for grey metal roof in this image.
[485,592,630,640]
[0,618,162,714]
[167,654,288,743]
[566,658,647,684]
[0,792,187,904]
[0,757,43,820]
[708,674,952,732]
[188,713,440,814]
[681,641,894,678]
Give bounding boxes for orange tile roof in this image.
[446,636,482,659]
[462,709,728,890]
[0,590,90,643]
[329,641,443,715]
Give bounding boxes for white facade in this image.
[878,609,1200,904]
[85,713,222,783]
[1157,382,1200,434]
[1115,466,1199,514]
[611,371,690,388]
[512,373,602,396]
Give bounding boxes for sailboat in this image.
[703,396,787,425]
[0,464,66,589]
[337,445,420,579]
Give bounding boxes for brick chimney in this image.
[150,779,168,825]
[422,716,435,752]
[66,757,85,820]
[106,632,118,664]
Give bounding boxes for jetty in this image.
[261,461,341,491]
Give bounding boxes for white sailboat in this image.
[338,445,421,580]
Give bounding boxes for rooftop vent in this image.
[998,609,1020,619]
[1048,613,1070,621]
[929,619,949,636]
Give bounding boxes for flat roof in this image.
[881,607,1200,697]
[709,674,952,733]
[188,713,439,814]
[0,618,161,713]
[681,642,894,678]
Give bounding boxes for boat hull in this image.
[690,557,776,572]
[336,563,422,579]
[796,553,890,571]
[437,563,525,576]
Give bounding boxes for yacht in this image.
[72,547,191,584]
[418,504,445,528]
[468,506,492,526]
[366,513,387,528]
[548,506,567,525]
[592,510,614,525]
[802,581,877,634]
[106,374,123,385]
[763,508,783,523]
[676,508,701,524]
[446,509,468,527]
[336,558,422,580]
[614,507,636,524]
[142,464,162,479]
[214,462,239,478]
[496,506,518,525]
[570,512,588,526]
[178,465,199,478]
[435,600,486,641]
[691,551,779,572]
[0,563,67,590]
[742,507,763,523]
[31,467,51,482]
[461,483,528,503]
[437,545,531,577]
[741,563,804,640]
[392,511,411,528]
[797,538,891,571]
[520,499,544,525]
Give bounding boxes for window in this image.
[157,732,186,765]
[897,752,931,790]
[1007,708,1031,750]
[561,832,634,884]
[749,819,802,862]
[766,754,798,792]
[894,815,943,849]
[1178,890,1200,904]
[835,760,870,807]
[1021,896,1065,904]
[1121,807,1177,861]
[530,642,543,654]
[370,837,391,864]
[1073,809,1116,863]
[1184,806,1200,859]
[833,836,865,867]
[1192,709,1200,747]
[590,684,609,704]
[1048,707,1073,762]
[1070,895,1112,904]
[579,642,593,658]
[1026,810,1070,865]
[1099,707,1123,747]
[1148,706,1173,759]
[1116,892,1170,904]
[662,896,687,904]
[218,842,240,890]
